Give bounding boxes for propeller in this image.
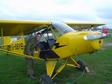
[84,33,107,40]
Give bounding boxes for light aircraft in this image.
[0,20,106,84]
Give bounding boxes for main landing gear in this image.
[77,60,90,73]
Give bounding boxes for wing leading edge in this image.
[0,20,51,36]
[0,20,105,36]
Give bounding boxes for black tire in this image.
[77,60,86,72]
[40,75,54,84]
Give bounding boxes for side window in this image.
[39,28,56,48]
[47,29,56,48]
[52,28,62,38]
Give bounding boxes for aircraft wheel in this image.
[40,75,54,84]
[77,60,86,71]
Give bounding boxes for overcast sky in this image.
[0,0,112,24]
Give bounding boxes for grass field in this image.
[0,38,112,84]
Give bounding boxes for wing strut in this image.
[0,27,4,46]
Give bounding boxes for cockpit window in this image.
[52,22,76,35]
[39,28,55,42]
[37,22,75,42]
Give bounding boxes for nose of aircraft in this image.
[53,31,106,59]
[90,39,103,50]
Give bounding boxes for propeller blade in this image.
[84,33,107,40]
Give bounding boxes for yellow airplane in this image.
[0,20,106,84]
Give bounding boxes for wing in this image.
[0,20,105,36]
[67,22,105,30]
[0,20,51,36]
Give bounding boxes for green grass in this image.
[0,39,112,84]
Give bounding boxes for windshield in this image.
[52,22,76,35]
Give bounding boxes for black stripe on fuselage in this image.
[54,43,67,49]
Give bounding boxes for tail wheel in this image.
[77,60,86,72]
[40,75,54,84]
